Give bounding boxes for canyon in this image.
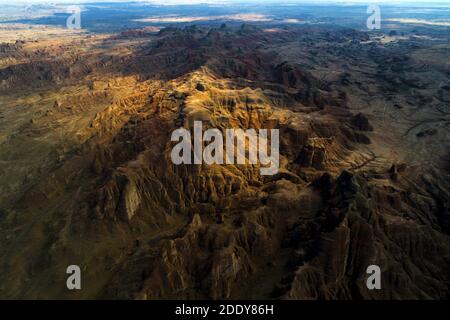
[0,17,449,299]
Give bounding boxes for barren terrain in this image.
[0,15,449,299]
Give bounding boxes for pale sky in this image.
[1,0,449,4]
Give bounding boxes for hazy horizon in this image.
[1,0,449,5]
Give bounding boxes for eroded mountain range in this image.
[0,23,449,299]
